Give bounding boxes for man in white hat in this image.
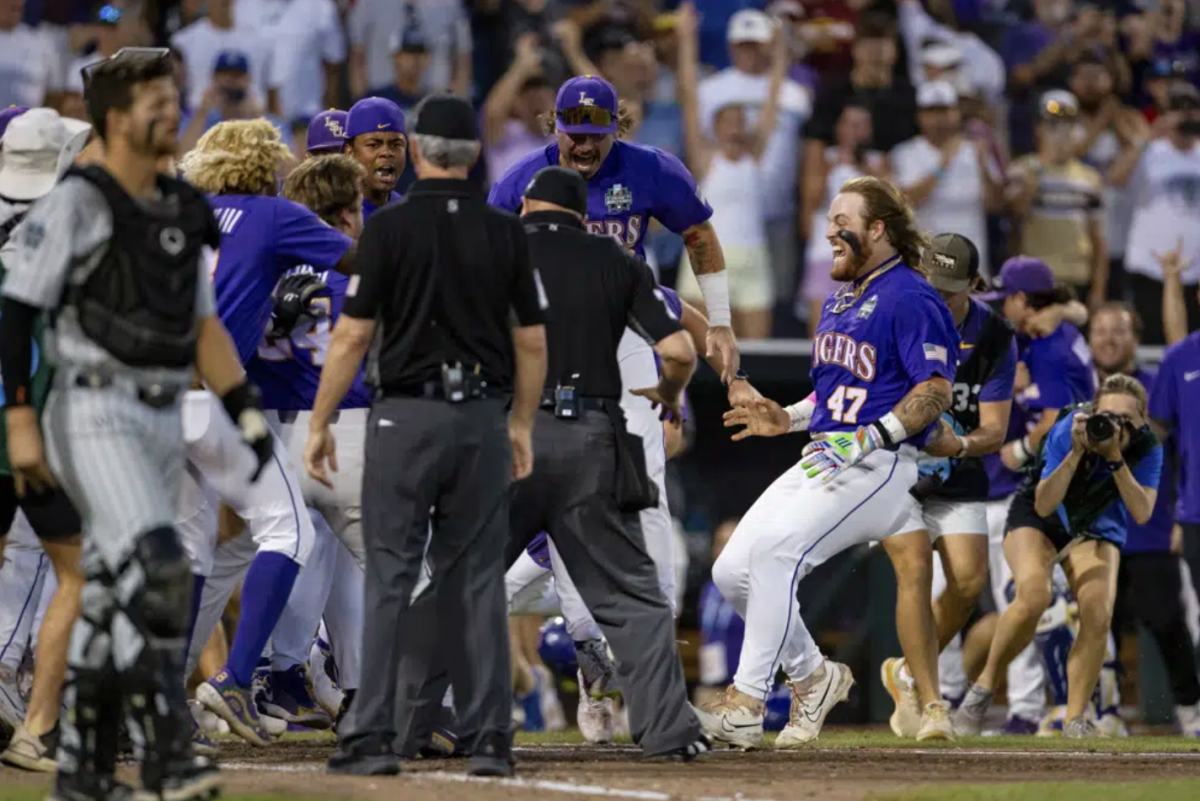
[698,8,811,318]
[0,106,91,774]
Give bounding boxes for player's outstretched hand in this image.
[707,325,740,385]
[266,272,330,340]
[304,425,339,489]
[724,398,788,440]
[6,407,55,496]
[800,425,884,483]
[727,379,762,408]
[631,384,684,425]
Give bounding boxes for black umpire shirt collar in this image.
[522,210,584,229]
[408,177,479,197]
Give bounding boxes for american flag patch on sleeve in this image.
[923,344,948,364]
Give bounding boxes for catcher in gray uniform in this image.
[0,48,271,801]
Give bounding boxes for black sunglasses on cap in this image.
[556,105,614,128]
[82,47,171,88]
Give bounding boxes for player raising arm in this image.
[712,176,959,748]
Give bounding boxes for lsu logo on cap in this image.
[324,116,345,137]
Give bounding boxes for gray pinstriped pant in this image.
[43,381,187,773]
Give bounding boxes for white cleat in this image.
[880,657,921,738]
[0,670,27,736]
[1177,703,1200,737]
[576,669,614,744]
[775,661,854,749]
[692,685,765,751]
[916,701,955,741]
[307,638,344,719]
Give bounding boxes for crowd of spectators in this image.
[4,0,1199,342]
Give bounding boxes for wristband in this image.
[222,380,263,422]
[785,397,816,433]
[1106,459,1125,472]
[1011,435,1032,465]
[871,412,908,447]
[696,272,732,328]
[955,436,969,459]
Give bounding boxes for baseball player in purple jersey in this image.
[974,257,1096,733]
[342,98,405,218]
[716,176,959,747]
[176,120,354,748]
[306,109,348,156]
[487,74,740,384]
[247,155,370,730]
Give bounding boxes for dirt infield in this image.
[6,731,1200,801]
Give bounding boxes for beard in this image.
[830,232,874,282]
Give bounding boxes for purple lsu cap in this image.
[307,109,348,153]
[977,256,1055,301]
[345,97,406,140]
[0,106,30,141]
[555,75,618,135]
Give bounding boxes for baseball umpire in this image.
[0,48,272,801]
[510,166,708,760]
[304,94,548,778]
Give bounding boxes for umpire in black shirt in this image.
[512,166,708,760]
[304,94,549,777]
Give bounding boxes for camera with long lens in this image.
[1086,412,1122,443]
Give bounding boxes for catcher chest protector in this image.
[67,165,219,369]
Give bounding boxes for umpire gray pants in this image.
[512,408,699,756]
[340,396,512,756]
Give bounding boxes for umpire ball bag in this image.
[65,165,220,369]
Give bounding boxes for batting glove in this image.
[800,425,886,483]
[266,272,330,340]
[221,381,273,482]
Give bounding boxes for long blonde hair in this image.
[839,175,930,275]
[180,119,292,196]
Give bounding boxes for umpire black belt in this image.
[380,382,505,402]
[71,372,182,410]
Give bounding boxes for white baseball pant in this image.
[0,515,48,674]
[506,550,560,617]
[177,390,315,577]
[716,445,924,699]
[986,495,1046,722]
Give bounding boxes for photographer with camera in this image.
[953,374,1163,739]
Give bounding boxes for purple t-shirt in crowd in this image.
[362,190,402,221]
[487,140,713,257]
[1124,366,1175,552]
[984,323,1096,500]
[247,265,372,411]
[210,195,353,363]
[1150,331,1200,525]
[809,258,959,443]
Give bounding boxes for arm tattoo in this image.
[893,379,952,435]
[925,420,947,449]
[682,221,726,276]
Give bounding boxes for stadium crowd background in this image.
[4,0,1200,713]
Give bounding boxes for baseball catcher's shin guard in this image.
[54,571,127,798]
[117,526,212,794]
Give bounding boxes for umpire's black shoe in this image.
[467,732,514,777]
[643,734,713,763]
[47,774,138,801]
[327,737,401,776]
[137,755,222,801]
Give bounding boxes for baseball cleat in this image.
[1096,708,1129,738]
[880,657,921,738]
[1063,716,1102,739]
[190,718,219,758]
[196,670,272,747]
[137,756,221,801]
[693,685,765,751]
[1177,703,1200,737]
[915,701,955,742]
[1,723,58,772]
[576,669,615,744]
[644,734,713,762]
[334,688,355,734]
[1001,714,1039,735]
[47,774,138,801]
[950,684,992,737]
[576,639,620,699]
[258,666,332,729]
[0,668,27,735]
[1037,705,1066,737]
[307,638,343,719]
[775,661,854,748]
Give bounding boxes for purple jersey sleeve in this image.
[273,198,353,267]
[649,149,713,235]
[979,337,1019,403]
[487,147,551,214]
[893,293,959,386]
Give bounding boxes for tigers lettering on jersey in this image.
[811,332,877,381]
[583,216,644,250]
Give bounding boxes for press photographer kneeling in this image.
[951,375,1163,738]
